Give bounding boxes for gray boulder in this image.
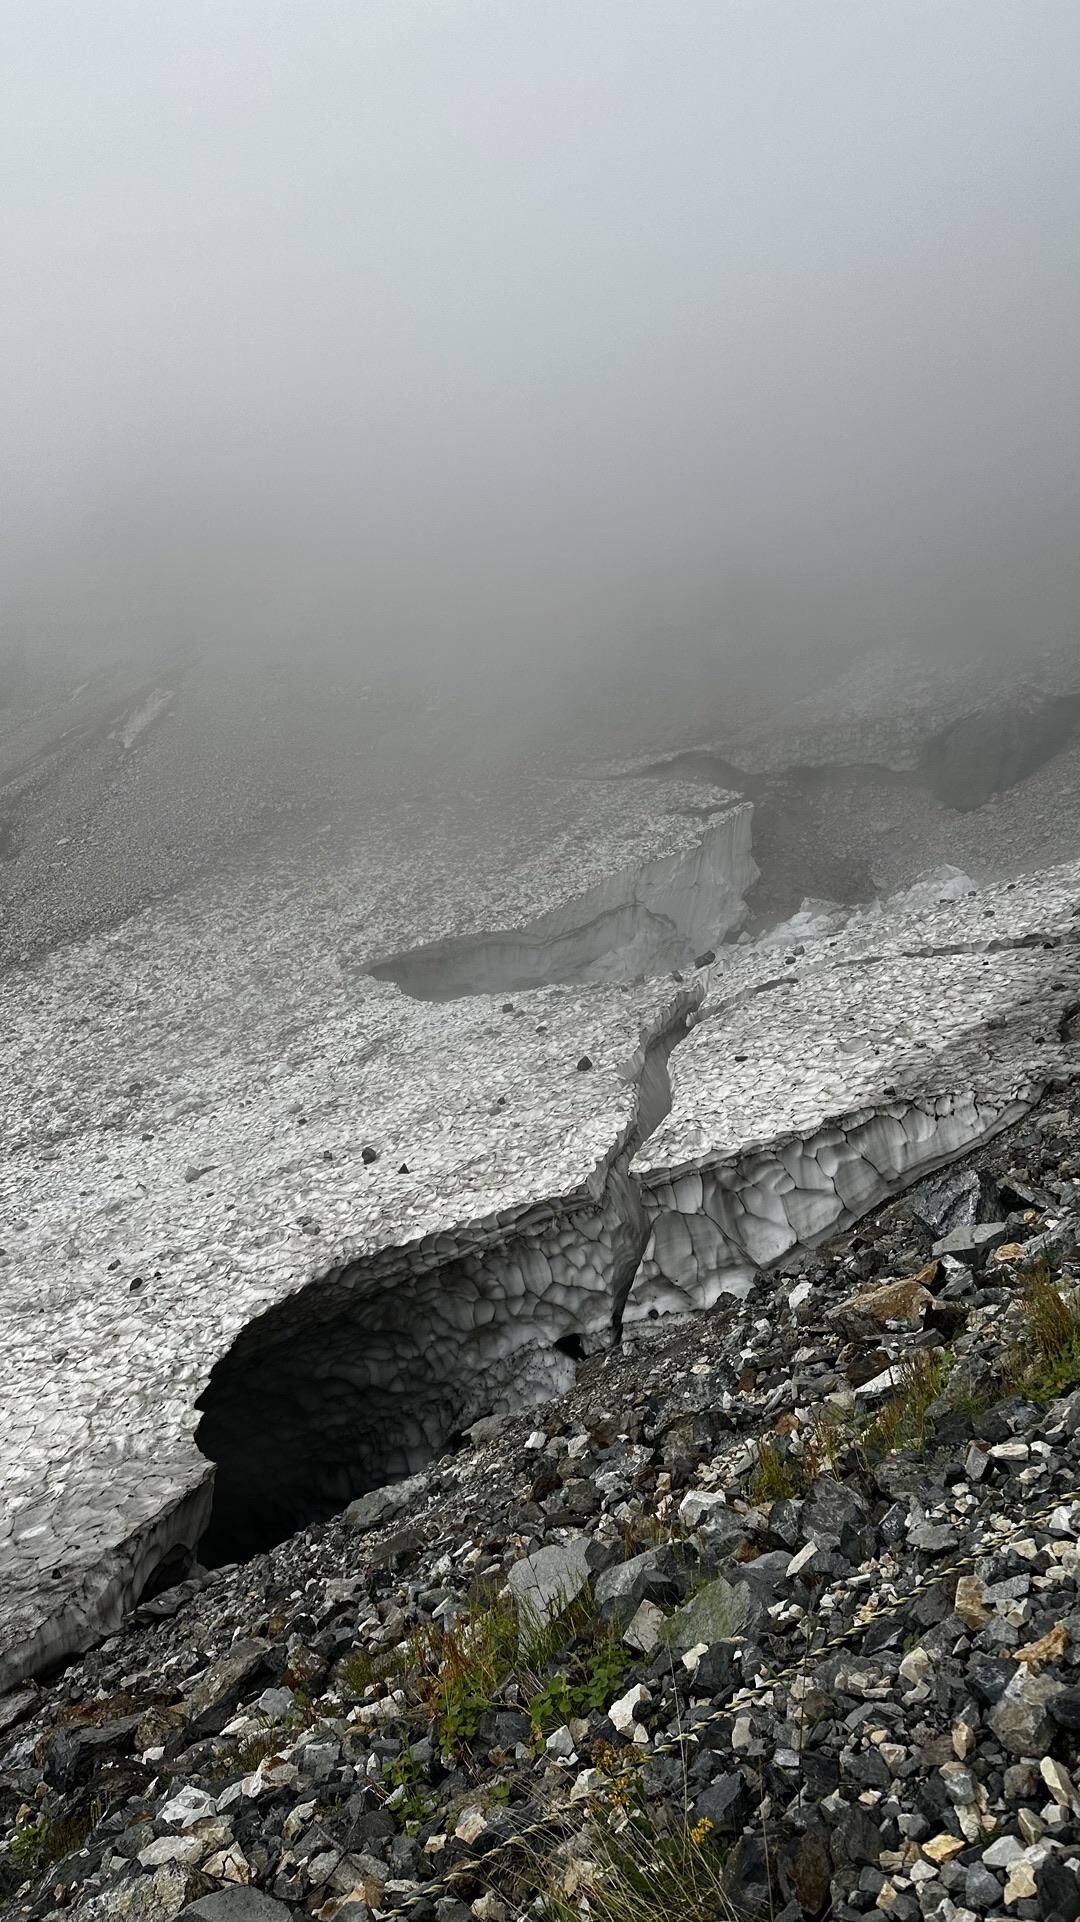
[658,1575,749,1652]
[593,1547,679,1625]
[181,1896,296,1921]
[913,1168,999,1239]
[508,1537,591,1635]
[932,1222,1008,1267]
[987,1670,1066,1756]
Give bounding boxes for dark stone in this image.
[800,1749,842,1798]
[767,1498,804,1551]
[911,1168,1000,1239]
[829,1805,884,1867]
[967,1657,1023,1705]
[178,1640,274,1744]
[844,1748,891,1791]
[42,1713,142,1789]
[932,1222,1009,1266]
[730,1548,793,1601]
[692,1640,741,1697]
[0,1686,37,1734]
[692,1771,749,1834]
[594,1545,679,1624]
[1037,1853,1080,1922]
[964,1865,1004,1909]
[723,1832,773,1916]
[802,1476,872,1561]
[786,1825,833,1915]
[489,1710,532,1748]
[181,1895,297,1921]
[907,1583,950,1628]
[1048,1686,1080,1731]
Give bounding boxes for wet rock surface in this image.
[4,1086,1080,1919]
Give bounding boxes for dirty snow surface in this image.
[3,652,1080,1689]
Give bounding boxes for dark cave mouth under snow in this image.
[193,1256,601,1564]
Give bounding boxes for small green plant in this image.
[425,1586,522,1749]
[749,1405,852,1505]
[10,1811,92,1877]
[619,1512,689,1555]
[526,1618,632,1739]
[542,1811,746,1922]
[233,1727,287,1774]
[860,1349,952,1458]
[338,1643,409,1698]
[1012,1261,1080,1402]
[381,1750,433,1831]
[528,1671,574,1736]
[569,1621,633,1717]
[749,1438,805,1504]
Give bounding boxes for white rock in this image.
[455,1807,489,1843]
[624,1599,665,1655]
[159,1785,218,1829]
[608,1683,651,1741]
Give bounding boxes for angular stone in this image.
[932,1223,1008,1266]
[987,1670,1066,1755]
[913,1168,1000,1239]
[658,1575,749,1653]
[624,1599,666,1654]
[828,1268,937,1333]
[922,1834,965,1864]
[964,1863,1004,1909]
[953,1574,991,1628]
[1035,1852,1080,1922]
[692,1772,749,1834]
[160,1786,218,1830]
[608,1683,650,1739]
[593,1546,678,1625]
[182,1641,272,1742]
[508,1538,591,1635]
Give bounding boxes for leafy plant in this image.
[425,1586,522,1749]
[9,1811,92,1877]
[338,1642,410,1698]
[526,1618,632,1739]
[381,1750,433,1831]
[233,1728,287,1774]
[749,1438,805,1504]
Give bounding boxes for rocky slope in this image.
[3,1084,1080,1921]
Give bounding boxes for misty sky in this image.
[3,2,1079,688]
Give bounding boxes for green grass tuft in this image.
[542,1811,750,1922]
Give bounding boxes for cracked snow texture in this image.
[1,777,1079,1687]
[628,869,1080,1312]
[0,780,725,1686]
[366,805,755,997]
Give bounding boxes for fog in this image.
[3,2,1080,705]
